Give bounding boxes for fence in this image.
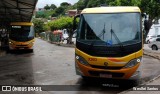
[39,32,61,43]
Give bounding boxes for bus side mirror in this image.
[73,29,77,38]
[73,15,80,31]
[141,13,146,18]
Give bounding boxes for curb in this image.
[118,50,160,94]
[58,44,75,48]
[38,38,76,48]
[118,75,160,94]
[143,49,160,60]
[49,41,75,48]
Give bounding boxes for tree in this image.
[139,0,160,37]
[50,4,57,10]
[60,2,71,7]
[48,17,78,44]
[55,7,65,15]
[76,0,89,10]
[87,0,106,8]
[43,24,50,31]
[44,4,50,10]
[36,11,46,18]
[51,11,58,17]
[32,19,45,36]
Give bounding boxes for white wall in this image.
[148,23,160,36]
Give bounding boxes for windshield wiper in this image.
[110,24,125,50]
[90,23,106,48]
[98,23,106,40]
[110,24,121,44]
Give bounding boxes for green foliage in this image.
[50,4,57,10]
[55,7,65,16]
[140,0,160,20]
[109,0,140,6]
[36,10,55,19]
[51,11,58,17]
[44,4,50,10]
[32,19,45,35]
[60,2,71,7]
[76,0,89,10]
[48,17,74,31]
[36,11,46,18]
[36,2,76,18]
[87,0,106,8]
[48,17,79,44]
[43,24,50,31]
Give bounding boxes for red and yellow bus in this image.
[9,22,35,51]
[74,7,143,81]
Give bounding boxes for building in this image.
[67,9,82,17]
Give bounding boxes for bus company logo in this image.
[88,58,97,61]
[2,86,11,91]
[104,62,108,67]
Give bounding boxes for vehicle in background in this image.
[148,38,160,50]
[73,7,143,83]
[146,24,160,43]
[9,22,35,52]
[62,29,69,41]
[146,35,160,44]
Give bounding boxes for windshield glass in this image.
[77,13,141,46]
[10,26,34,41]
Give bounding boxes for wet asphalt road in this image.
[0,38,160,94]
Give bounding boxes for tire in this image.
[152,45,158,50]
[147,40,150,44]
[81,76,90,81]
[30,49,33,53]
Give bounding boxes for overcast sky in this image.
[36,0,78,8]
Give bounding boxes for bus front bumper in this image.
[76,61,140,79]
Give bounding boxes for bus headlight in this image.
[75,54,89,65]
[124,57,142,68]
[9,42,13,44]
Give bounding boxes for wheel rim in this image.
[152,46,157,50]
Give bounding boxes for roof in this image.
[0,0,38,24]
[81,6,141,14]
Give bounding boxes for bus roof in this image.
[81,6,141,14]
[10,22,33,26]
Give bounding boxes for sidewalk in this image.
[143,44,160,59]
[119,44,160,94]
[119,75,160,94]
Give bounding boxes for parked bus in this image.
[74,7,143,81]
[9,22,35,51]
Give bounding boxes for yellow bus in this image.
[9,22,35,51]
[74,7,143,81]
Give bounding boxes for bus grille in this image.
[17,45,28,46]
[90,65,122,70]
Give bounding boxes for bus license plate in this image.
[100,74,112,78]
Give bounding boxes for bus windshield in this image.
[10,26,34,41]
[77,13,141,46]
